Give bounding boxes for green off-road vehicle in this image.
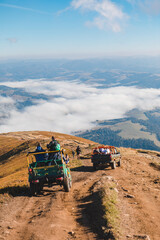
[27,150,72,195]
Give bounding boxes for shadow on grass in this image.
[0,185,29,197]
[0,185,65,197]
[150,162,160,171]
[76,188,115,240]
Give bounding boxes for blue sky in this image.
[0,0,160,59]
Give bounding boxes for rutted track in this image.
[0,149,160,240]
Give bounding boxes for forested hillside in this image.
[78,109,160,151]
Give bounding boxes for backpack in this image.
[55,143,61,151]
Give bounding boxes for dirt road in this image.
[0,148,160,240]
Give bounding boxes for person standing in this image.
[72,150,75,159]
[76,146,81,159]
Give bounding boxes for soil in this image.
[0,147,160,240]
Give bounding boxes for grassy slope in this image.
[1,131,159,240]
[0,131,96,190]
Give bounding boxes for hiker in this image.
[72,150,75,158]
[47,136,60,160]
[76,146,81,158]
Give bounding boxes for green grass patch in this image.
[100,182,120,239]
[69,157,82,169]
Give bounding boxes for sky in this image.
[0,0,160,59]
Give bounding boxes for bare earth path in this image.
[0,148,160,240]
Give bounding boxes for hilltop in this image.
[0,131,160,240]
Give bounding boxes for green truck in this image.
[27,150,72,195]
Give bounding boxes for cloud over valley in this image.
[0,79,160,134]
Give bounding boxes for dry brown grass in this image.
[0,131,95,194]
[101,182,120,239]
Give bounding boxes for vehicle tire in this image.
[117,159,121,167]
[40,184,43,191]
[93,163,98,171]
[111,161,116,169]
[36,183,43,194]
[63,176,70,192]
[30,183,36,196]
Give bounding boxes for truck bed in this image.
[91,153,121,170]
[91,153,120,163]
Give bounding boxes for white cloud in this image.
[1,79,160,134]
[126,0,160,15]
[0,96,14,105]
[0,79,100,98]
[0,96,15,122]
[7,38,18,43]
[71,0,128,32]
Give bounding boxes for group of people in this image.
[71,145,81,159]
[93,147,111,155]
[32,136,82,163]
[32,136,69,164]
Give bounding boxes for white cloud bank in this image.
[71,0,128,32]
[0,79,160,134]
[7,38,18,43]
[126,0,160,15]
[0,96,15,122]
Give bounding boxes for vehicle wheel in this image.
[117,159,121,167]
[93,163,98,171]
[30,183,36,195]
[36,183,43,194]
[40,184,43,191]
[111,161,116,169]
[63,176,70,192]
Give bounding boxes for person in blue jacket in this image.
[34,143,46,162]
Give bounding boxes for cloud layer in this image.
[1,79,160,134]
[71,0,128,32]
[70,0,160,32]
